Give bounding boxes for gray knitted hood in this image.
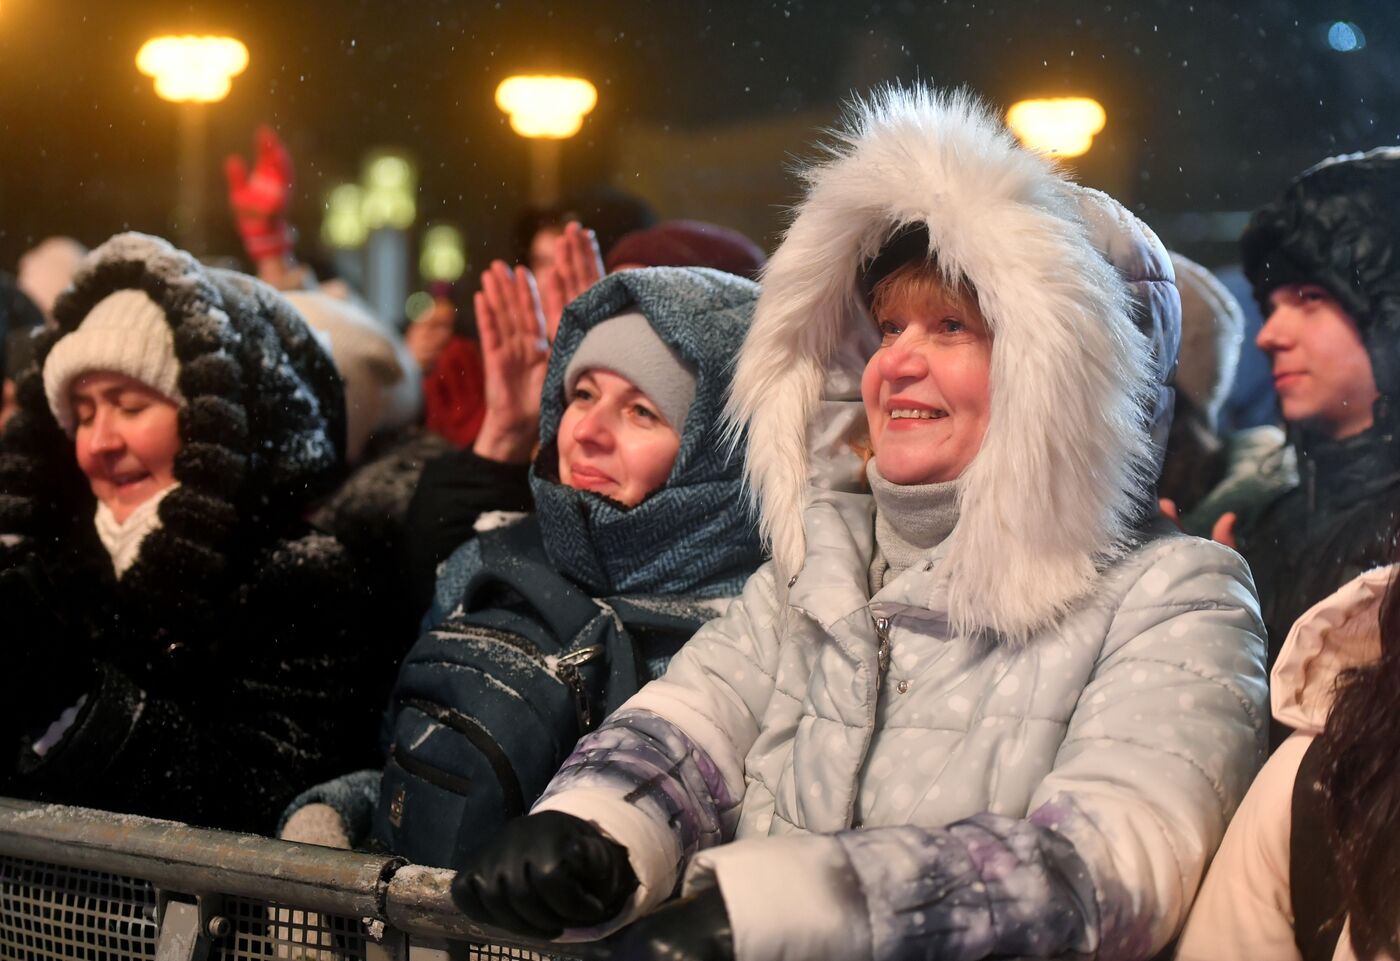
[529,266,764,597]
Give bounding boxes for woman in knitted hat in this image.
[0,232,386,834]
[451,88,1268,961]
[280,265,764,861]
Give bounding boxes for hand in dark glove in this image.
[613,888,734,961]
[451,811,638,939]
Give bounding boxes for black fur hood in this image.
[0,232,347,590]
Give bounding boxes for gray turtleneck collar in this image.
[867,460,961,593]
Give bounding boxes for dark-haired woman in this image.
[1177,561,1400,960]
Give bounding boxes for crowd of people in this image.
[0,83,1397,961]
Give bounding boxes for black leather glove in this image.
[451,811,639,938]
[613,887,734,961]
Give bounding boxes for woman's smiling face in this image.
[71,371,181,523]
[558,368,682,507]
[861,267,992,485]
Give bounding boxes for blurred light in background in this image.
[494,76,599,138]
[322,183,368,249]
[1327,21,1366,52]
[362,151,417,230]
[1005,97,1107,158]
[136,35,249,103]
[404,290,435,322]
[420,225,467,282]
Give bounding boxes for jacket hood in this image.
[0,232,346,586]
[283,290,421,465]
[529,266,765,597]
[1241,147,1400,409]
[1271,564,1392,733]
[727,86,1179,640]
[1170,252,1245,431]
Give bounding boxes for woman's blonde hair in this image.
[868,258,980,324]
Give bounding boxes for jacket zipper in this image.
[874,616,892,692]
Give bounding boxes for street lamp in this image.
[494,75,598,205]
[1005,97,1106,159]
[361,150,417,327]
[136,35,249,253]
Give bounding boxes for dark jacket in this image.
[0,232,387,834]
[403,447,533,619]
[1236,431,1400,668]
[314,426,456,652]
[1237,148,1400,686]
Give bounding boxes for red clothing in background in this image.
[423,336,486,447]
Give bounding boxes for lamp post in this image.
[361,151,417,326]
[494,75,598,206]
[136,35,248,254]
[1005,97,1106,159]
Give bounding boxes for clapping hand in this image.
[471,261,549,464]
[539,222,604,342]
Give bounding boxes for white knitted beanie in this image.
[43,289,184,434]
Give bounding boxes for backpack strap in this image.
[467,519,644,726]
[466,518,606,647]
[1291,736,1345,961]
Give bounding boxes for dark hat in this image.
[858,223,934,304]
[1241,147,1400,401]
[605,220,767,280]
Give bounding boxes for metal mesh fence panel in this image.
[456,945,554,961]
[0,856,159,961]
[216,897,370,961]
[0,852,577,961]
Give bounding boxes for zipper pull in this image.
[874,616,892,689]
[557,644,607,732]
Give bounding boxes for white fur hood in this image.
[1271,564,1392,734]
[727,87,1180,641]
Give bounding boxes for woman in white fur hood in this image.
[450,87,1269,961]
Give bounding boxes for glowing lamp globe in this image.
[322,184,368,249]
[362,152,417,231]
[421,225,467,282]
[136,35,249,103]
[495,76,598,139]
[1005,98,1107,158]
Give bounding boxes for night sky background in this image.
[0,0,1395,305]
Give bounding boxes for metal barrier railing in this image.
[0,798,593,961]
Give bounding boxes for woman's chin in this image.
[101,479,172,522]
[874,452,962,486]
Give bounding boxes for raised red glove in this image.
[225,125,297,261]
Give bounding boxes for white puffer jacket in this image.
[532,87,1269,961]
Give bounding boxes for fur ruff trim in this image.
[727,87,1162,641]
[2,232,345,610]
